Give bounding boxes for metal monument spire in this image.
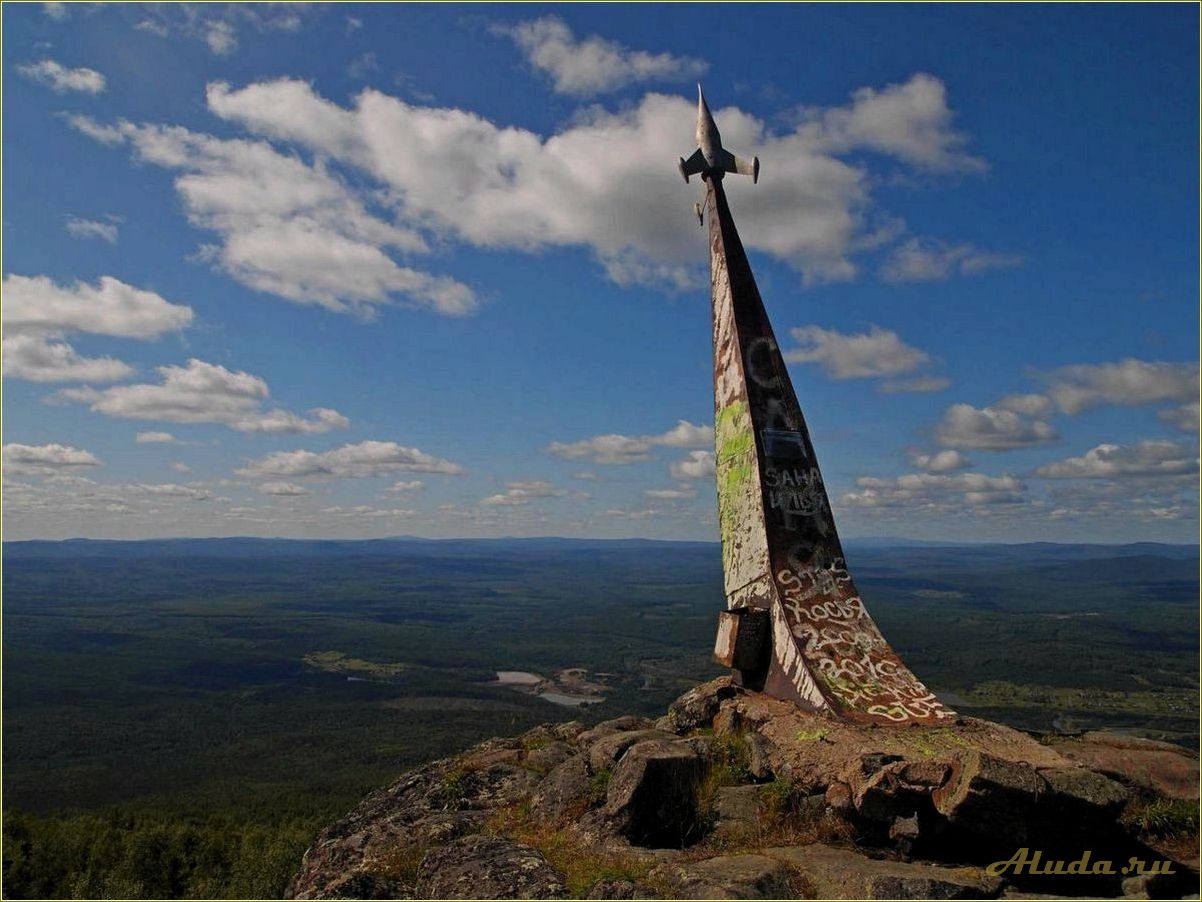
[681,86,954,725]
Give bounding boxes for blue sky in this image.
[3,2,1198,542]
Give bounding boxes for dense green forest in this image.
[3,538,1198,898]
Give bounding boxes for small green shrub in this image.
[436,769,469,809]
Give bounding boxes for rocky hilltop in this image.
[287,679,1199,900]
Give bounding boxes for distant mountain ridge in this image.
[3,535,1198,561]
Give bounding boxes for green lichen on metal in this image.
[715,401,753,463]
[714,400,756,551]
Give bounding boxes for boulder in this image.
[664,677,738,734]
[588,729,679,773]
[455,763,542,809]
[414,835,567,899]
[458,737,525,772]
[313,870,410,899]
[766,844,1004,899]
[552,721,587,742]
[1044,733,1199,801]
[931,751,1045,843]
[578,716,655,745]
[660,854,794,899]
[1039,767,1129,821]
[408,811,486,844]
[525,740,575,773]
[744,731,775,781]
[604,739,706,847]
[531,753,591,819]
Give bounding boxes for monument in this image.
[682,86,954,725]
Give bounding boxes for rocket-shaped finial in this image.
[678,85,759,186]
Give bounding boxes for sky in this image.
[2,2,1199,543]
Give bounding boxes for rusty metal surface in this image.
[705,175,954,725]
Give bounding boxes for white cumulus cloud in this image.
[68,116,476,317]
[844,471,1026,510]
[1159,401,1200,434]
[17,59,105,94]
[935,403,1058,450]
[644,485,697,500]
[1041,359,1199,415]
[493,16,707,96]
[549,420,712,464]
[136,431,178,444]
[910,449,972,473]
[784,325,930,379]
[880,237,1021,282]
[58,358,349,434]
[669,450,716,480]
[199,73,986,289]
[3,443,102,476]
[65,216,119,243]
[258,481,312,496]
[2,334,133,383]
[3,274,193,339]
[481,480,567,506]
[1034,441,1199,480]
[237,440,464,479]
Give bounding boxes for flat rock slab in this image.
[715,785,762,824]
[1045,733,1199,801]
[414,835,567,899]
[660,853,794,899]
[765,843,1004,899]
[720,694,1070,787]
[578,716,655,746]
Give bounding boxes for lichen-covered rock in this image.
[588,729,678,773]
[552,720,587,742]
[586,877,663,899]
[414,835,567,899]
[531,753,591,818]
[766,843,1004,899]
[525,740,576,773]
[316,870,411,900]
[664,677,738,734]
[604,739,706,847]
[659,853,794,899]
[455,763,543,810]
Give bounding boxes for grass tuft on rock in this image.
[485,802,661,898]
[1122,796,1200,838]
